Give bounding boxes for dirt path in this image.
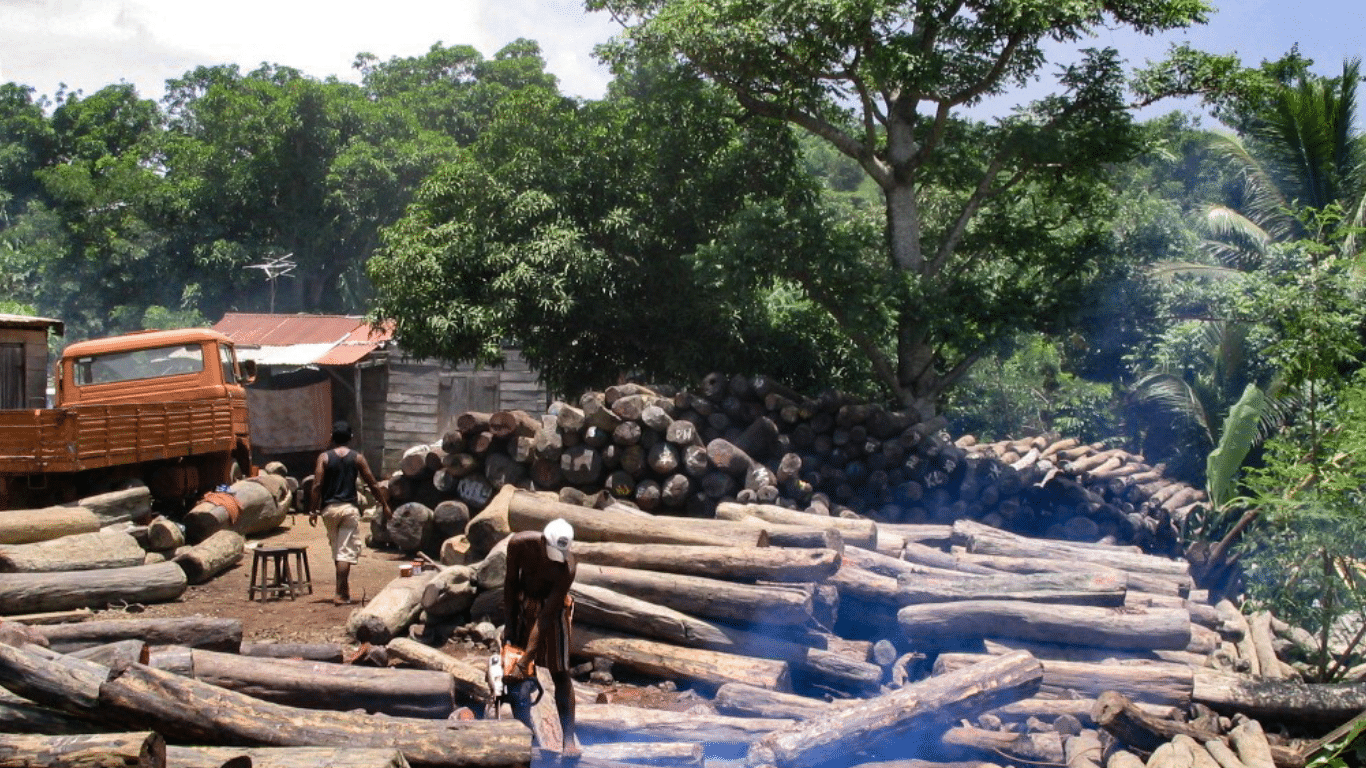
[119,514,414,645]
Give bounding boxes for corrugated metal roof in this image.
[0,313,65,335]
[212,313,392,367]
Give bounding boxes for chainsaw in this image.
[486,643,543,719]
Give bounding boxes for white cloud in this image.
[0,0,616,103]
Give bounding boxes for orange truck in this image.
[0,327,256,511]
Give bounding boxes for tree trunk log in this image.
[572,626,792,692]
[183,477,288,544]
[938,726,1064,765]
[715,502,877,549]
[91,662,529,768]
[574,563,813,626]
[145,517,185,552]
[1092,690,1302,768]
[713,681,832,720]
[750,650,1043,768]
[0,731,164,768]
[570,542,839,583]
[1193,670,1366,728]
[68,640,147,669]
[899,600,1191,652]
[78,488,153,526]
[576,703,791,746]
[347,571,440,645]
[238,643,345,662]
[384,637,491,706]
[507,491,760,547]
[935,653,1192,709]
[582,741,702,768]
[166,746,408,768]
[0,530,146,573]
[174,530,245,585]
[0,507,100,546]
[895,569,1128,607]
[36,617,241,654]
[147,647,457,719]
[0,561,187,614]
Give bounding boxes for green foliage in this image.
[588,0,1212,413]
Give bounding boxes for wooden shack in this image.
[212,314,548,476]
[0,314,64,410]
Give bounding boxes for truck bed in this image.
[0,401,238,474]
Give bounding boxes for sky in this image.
[0,0,1363,118]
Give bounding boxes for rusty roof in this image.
[212,313,393,367]
[0,313,64,335]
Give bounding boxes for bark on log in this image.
[183,477,288,543]
[146,517,185,552]
[239,643,344,662]
[952,520,1192,586]
[0,731,164,768]
[1193,670,1366,727]
[716,502,877,549]
[750,650,1044,768]
[570,542,840,583]
[949,552,1185,596]
[573,563,814,626]
[895,569,1128,607]
[384,637,490,706]
[0,561,187,614]
[507,491,760,547]
[174,530,245,585]
[77,488,153,526]
[347,571,440,645]
[167,746,409,768]
[0,689,93,735]
[582,741,702,768]
[92,662,529,768]
[939,726,1064,765]
[935,653,1193,709]
[899,600,1191,651]
[0,529,146,573]
[36,617,242,653]
[572,625,792,691]
[0,608,92,626]
[149,647,457,719]
[713,681,832,720]
[0,642,110,715]
[1092,691,1302,768]
[0,506,100,546]
[68,639,148,669]
[576,703,791,746]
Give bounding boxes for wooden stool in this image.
[248,546,300,601]
[283,545,312,596]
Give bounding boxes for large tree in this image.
[588,0,1211,415]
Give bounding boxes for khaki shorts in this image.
[321,502,361,564]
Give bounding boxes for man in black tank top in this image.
[309,420,391,604]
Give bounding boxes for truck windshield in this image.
[73,344,206,385]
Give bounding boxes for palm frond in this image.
[1129,372,1213,446]
[1149,260,1246,282]
[1206,383,1268,509]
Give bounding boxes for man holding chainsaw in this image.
[502,518,578,758]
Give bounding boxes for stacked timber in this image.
[381,374,1209,566]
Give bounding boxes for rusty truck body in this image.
[0,327,255,511]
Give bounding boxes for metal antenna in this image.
[246,253,296,313]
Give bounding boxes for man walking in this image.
[309,420,390,605]
[503,518,579,758]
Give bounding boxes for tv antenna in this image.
[246,253,295,313]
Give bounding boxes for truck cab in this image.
[57,328,254,411]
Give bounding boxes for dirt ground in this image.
[115,513,419,645]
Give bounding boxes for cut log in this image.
[572,625,792,691]
[895,569,1128,607]
[0,731,164,768]
[182,477,288,543]
[935,653,1193,709]
[0,529,146,573]
[388,503,435,555]
[174,530,245,585]
[506,490,761,547]
[952,520,1192,585]
[0,688,93,735]
[0,506,100,546]
[1193,670,1366,728]
[149,647,457,719]
[750,650,1043,768]
[0,608,92,626]
[899,600,1191,652]
[146,516,185,552]
[36,617,242,653]
[574,563,814,626]
[347,571,440,645]
[950,551,1185,596]
[1092,690,1302,768]
[570,542,840,583]
[716,502,877,549]
[576,703,791,746]
[582,741,702,768]
[0,561,187,614]
[68,639,148,669]
[77,487,153,526]
[239,643,344,663]
[385,637,490,706]
[713,681,832,720]
[0,642,110,715]
[939,726,1064,764]
[91,661,529,768]
[167,746,409,768]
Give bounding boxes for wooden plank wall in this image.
[0,328,51,409]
